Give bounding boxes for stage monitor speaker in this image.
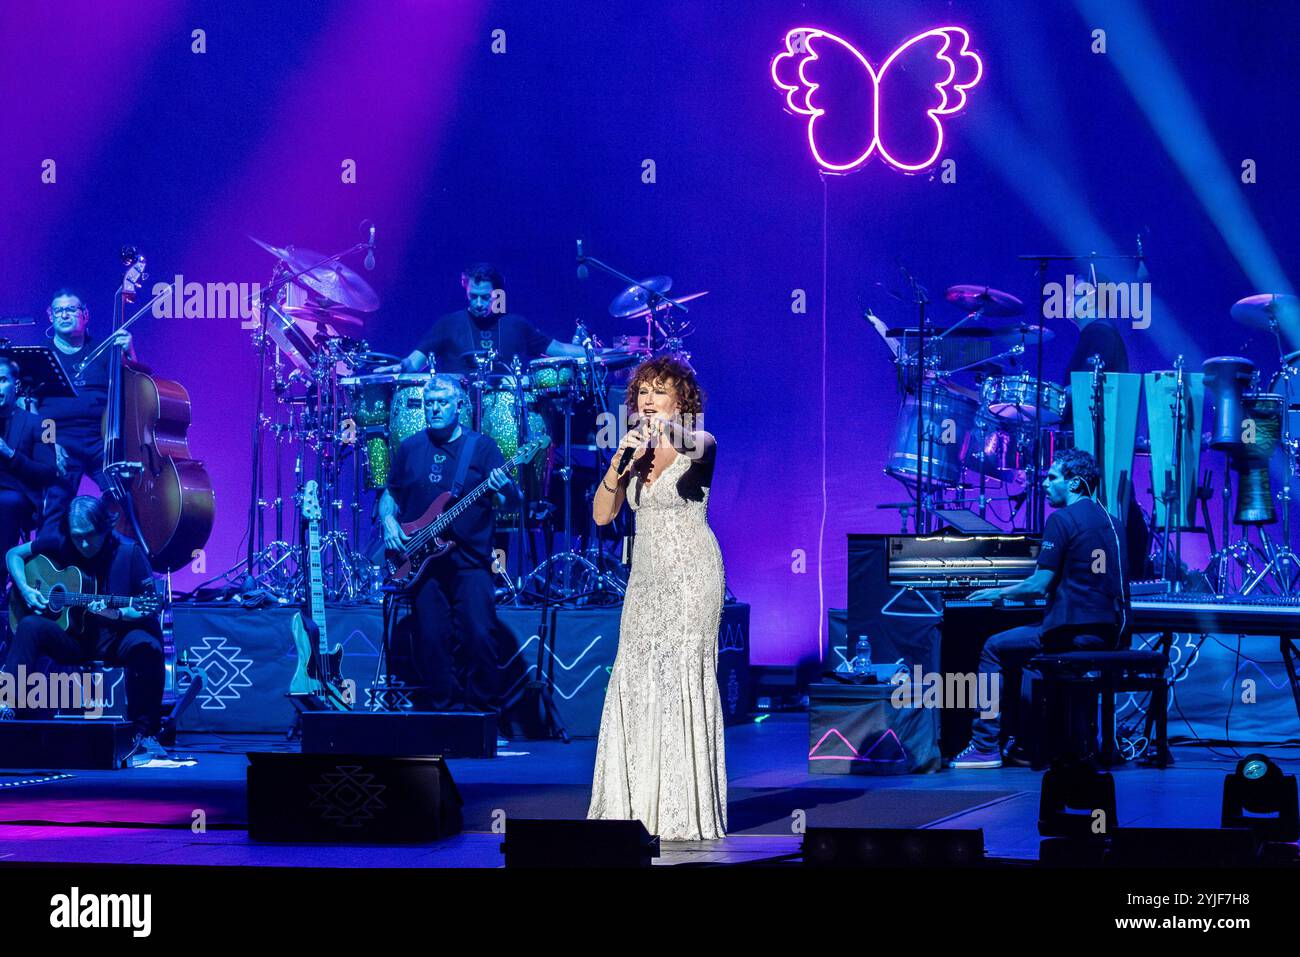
[802,827,985,867]
[247,752,462,843]
[0,720,136,769]
[501,819,659,868]
[300,710,497,758]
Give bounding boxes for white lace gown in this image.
[588,450,728,840]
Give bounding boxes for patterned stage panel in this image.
[153,602,750,737]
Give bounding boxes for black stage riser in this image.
[301,710,497,758]
[0,720,136,770]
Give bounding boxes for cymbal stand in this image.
[524,381,626,606]
[574,247,694,355]
[216,241,371,598]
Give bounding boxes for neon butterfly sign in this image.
[771,26,984,174]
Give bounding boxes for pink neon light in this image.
[808,727,907,761]
[771,25,984,173]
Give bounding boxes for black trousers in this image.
[969,624,1116,753]
[0,488,35,624]
[409,562,500,712]
[2,615,164,736]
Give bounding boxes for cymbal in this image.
[281,304,363,330]
[1230,293,1299,330]
[609,276,672,318]
[250,237,380,313]
[348,352,401,368]
[945,285,1025,318]
[620,290,709,320]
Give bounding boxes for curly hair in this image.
[1054,448,1100,494]
[624,355,704,417]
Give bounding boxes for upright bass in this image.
[101,250,215,572]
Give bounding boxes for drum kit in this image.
[880,271,1300,593]
[884,282,1065,529]
[217,235,707,606]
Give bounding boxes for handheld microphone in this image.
[617,420,646,473]
[576,239,588,281]
[364,225,376,271]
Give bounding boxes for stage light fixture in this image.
[1221,753,1299,842]
[1038,758,1116,839]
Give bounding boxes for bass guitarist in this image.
[0,495,166,762]
[379,375,518,713]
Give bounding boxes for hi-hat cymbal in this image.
[620,290,709,320]
[945,284,1025,318]
[250,237,380,313]
[1230,293,1299,330]
[281,304,363,330]
[609,276,672,318]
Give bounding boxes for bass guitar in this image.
[385,437,548,590]
[287,480,349,710]
[9,555,162,633]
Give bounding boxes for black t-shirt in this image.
[386,428,507,570]
[1037,499,1127,639]
[37,339,111,441]
[415,310,552,376]
[1063,318,1128,378]
[32,530,160,636]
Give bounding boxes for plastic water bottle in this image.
[851,635,873,676]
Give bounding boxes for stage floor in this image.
[0,715,1295,868]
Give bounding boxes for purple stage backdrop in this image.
[0,0,1296,667]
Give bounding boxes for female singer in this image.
[587,355,727,840]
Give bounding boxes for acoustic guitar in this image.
[8,554,161,633]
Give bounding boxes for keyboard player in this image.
[949,449,1128,768]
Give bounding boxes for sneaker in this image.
[1002,737,1031,767]
[125,734,169,766]
[948,743,1002,769]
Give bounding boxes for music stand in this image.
[2,344,78,405]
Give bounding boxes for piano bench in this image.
[1026,651,1169,770]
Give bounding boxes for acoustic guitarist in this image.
[378,375,518,713]
[0,495,166,762]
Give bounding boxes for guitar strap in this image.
[449,433,478,498]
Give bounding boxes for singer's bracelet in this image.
[601,477,618,494]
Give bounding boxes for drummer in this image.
[385,263,585,376]
[1062,267,1129,379]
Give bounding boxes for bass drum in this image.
[886,384,979,488]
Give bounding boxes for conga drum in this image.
[1231,393,1282,525]
[1202,356,1257,450]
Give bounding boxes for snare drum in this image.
[981,374,1067,424]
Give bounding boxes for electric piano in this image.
[944,592,1300,721]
